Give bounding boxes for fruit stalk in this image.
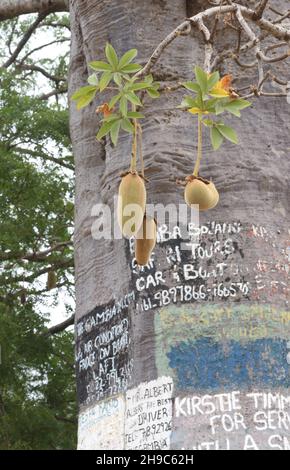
[130,105,138,173]
[137,123,144,178]
[193,112,202,177]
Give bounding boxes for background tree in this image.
[0,8,76,449]
[1,0,290,450]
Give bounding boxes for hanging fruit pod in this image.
[135,215,157,266]
[184,175,219,211]
[117,171,146,238]
[47,270,57,290]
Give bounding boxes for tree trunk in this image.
[69,0,290,450]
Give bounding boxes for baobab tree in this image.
[1,0,290,450]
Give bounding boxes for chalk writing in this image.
[125,377,173,450]
[76,299,133,406]
[76,291,135,338]
[173,390,290,450]
[78,395,125,449]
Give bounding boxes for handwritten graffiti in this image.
[76,299,133,406]
[173,390,290,450]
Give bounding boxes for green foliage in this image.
[71,43,160,146]
[179,66,251,151]
[0,14,76,450]
[0,302,76,450]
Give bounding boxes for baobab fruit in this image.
[117,172,146,238]
[184,176,219,211]
[20,290,27,305]
[47,270,57,290]
[135,215,157,266]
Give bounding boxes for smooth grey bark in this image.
[69,0,290,450]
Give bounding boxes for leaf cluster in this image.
[180,66,251,150]
[71,43,160,145]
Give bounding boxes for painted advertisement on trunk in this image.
[77,221,290,449]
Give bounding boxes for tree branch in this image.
[2,12,48,68]
[11,146,73,170]
[41,20,70,31]
[135,3,290,78]
[39,85,68,101]
[0,241,72,263]
[0,0,69,21]
[1,258,74,284]
[19,38,70,65]
[15,63,66,83]
[45,314,75,335]
[253,0,269,21]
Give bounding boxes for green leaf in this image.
[113,72,123,86]
[71,85,97,109]
[109,93,121,109]
[96,120,117,140]
[110,120,121,146]
[146,88,160,98]
[89,60,112,71]
[234,98,251,109]
[195,91,203,110]
[87,74,99,86]
[203,119,214,127]
[119,96,128,116]
[121,63,142,73]
[129,82,151,91]
[71,85,97,100]
[178,96,198,109]
[224,99,251,117]
[122,73,132,81]
[211,126,224,150]
[144,74,154,84]
[99,71,112,91]
[105,43,119,69]
[194,66,208,94]
[204,98,219,111]
[216,124,238,144]
[224,102,241,117]
[207,71,220,90]
[127,111,145,119]
[214,100,225,115]
[118,49,138,69]
[126,91,142,106]
[103,113,120,122]
[121,118,134,133]
[183,82,201,93]
[75,92,96,109]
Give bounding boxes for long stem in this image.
[193,112,202,177]
[137,123,144,178]
[130,105,138,173]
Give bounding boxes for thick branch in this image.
[19,38,70,65]
[2,13,47,68]
[39,85,68,101]
[1,258,74,284]
[15,63,66,83]
[0,0,68,21]
[136,3,290,78]
[12,146,73,170]
[0,242,72,262]
[41,20,70,31]
[45,313,75,335]
[253,0,269,21]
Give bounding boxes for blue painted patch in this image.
[168,338,290,390]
